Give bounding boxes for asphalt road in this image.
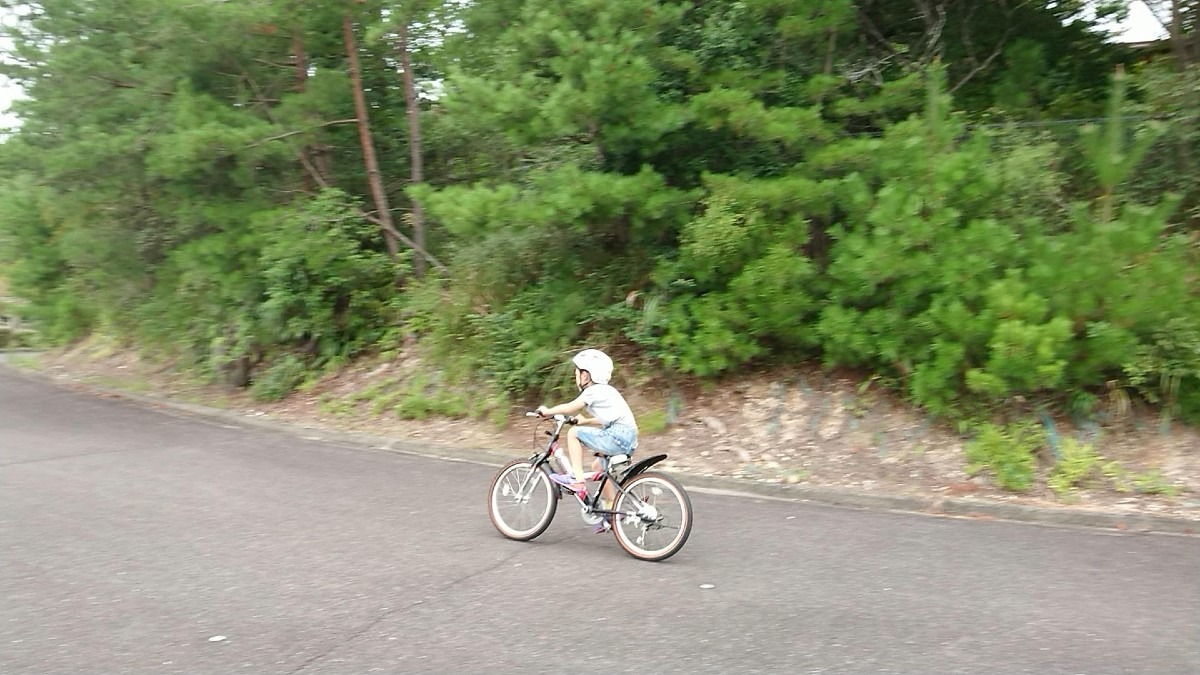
[1,368,1197,675]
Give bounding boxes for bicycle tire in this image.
[487,459,558,541]
[612,471,693,562]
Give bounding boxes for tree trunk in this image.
[823,28,837,76]
[1171,0,1196,68]
[343,13,400,259]
[293,29,314,194]
[398,21,428,279]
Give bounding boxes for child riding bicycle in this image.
[535,349,639,532]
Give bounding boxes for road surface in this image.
[1,368,1196,674]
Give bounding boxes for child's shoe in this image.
[548,472,586,496]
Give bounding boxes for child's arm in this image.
[535,396,586,418]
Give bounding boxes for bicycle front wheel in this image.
[488,459,558,541]
[612,471,693,562]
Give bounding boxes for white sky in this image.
[0,2,1175,130]
[1111,1,1172,41]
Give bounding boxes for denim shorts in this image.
[576,423,638,456]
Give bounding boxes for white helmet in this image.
[572,348,613,386]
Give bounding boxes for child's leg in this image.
[592,457,616,505]
[565,426,587,482]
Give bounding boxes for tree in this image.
[343,8,401,259]
[853,0,1127,117]
[369,0,450,279]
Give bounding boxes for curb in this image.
[4,361,1197,536]
[681,475,1199,535]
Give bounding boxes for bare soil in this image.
[23,338,1200,522]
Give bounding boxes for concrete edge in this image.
[4,360,1197,537]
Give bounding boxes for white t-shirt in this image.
[578,384,637,430]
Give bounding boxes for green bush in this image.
[1048,438,1103,499]
[1124,317,1200,424]
[638,408,669,434]
[395,390,471,420]
[3,15,1196,434]
[134,189,405,383]
[250,355,308,402]
[257,190,406,362]
[1129,469,1182,497]
[965,421,1045,492]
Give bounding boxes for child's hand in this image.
[535,405,551,417]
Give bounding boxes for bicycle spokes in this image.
[505,469,539,502]
[611,472,693,562]
[488,460,557,542]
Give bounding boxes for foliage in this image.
[638,408,670,435]
[256,190,405,361]
[965,422,1046,492]
[1048,438,1103,499]
[1127,62,1200,230]
[250,354,309,402]
[1123,318,1200,424]
[0,0,1196,431]
[1129,469,1182,497]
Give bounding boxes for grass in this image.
[1130,469,1182,497]
[318,394,358,417]
[5,353,42,369]
[1099,460,1183,497]
[965,421,1044,492]
[89,374,153,394]
[639,408,670,434]
[1048,438,1103,500]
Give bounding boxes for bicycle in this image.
[486,413,693,562]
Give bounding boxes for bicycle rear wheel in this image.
[488,459,558,541]
[612,471,692,562]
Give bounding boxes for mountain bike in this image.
[486,413,693,562]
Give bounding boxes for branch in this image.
[239,68,332,187]
[362,211,449,274]
[90,75,141,90]
[246,119,360,147]
[254,58,301,70]
[841,55,895,85]
[858,8,915,70]
[951,27,1014,94]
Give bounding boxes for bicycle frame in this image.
[521,414,666,522]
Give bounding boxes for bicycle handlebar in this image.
[525,412,576,424]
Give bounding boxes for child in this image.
[536,349,639,532]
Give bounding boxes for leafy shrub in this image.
[395,390,471,420]
[638,408,669,434]
[1129,470,1182,497]
[1048,438,1102,499]
[257,190,405,362]
[1104,461,1183,497]
[1124,317,1200,424]
[965,421,1045,491]
[250,355,308,402]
